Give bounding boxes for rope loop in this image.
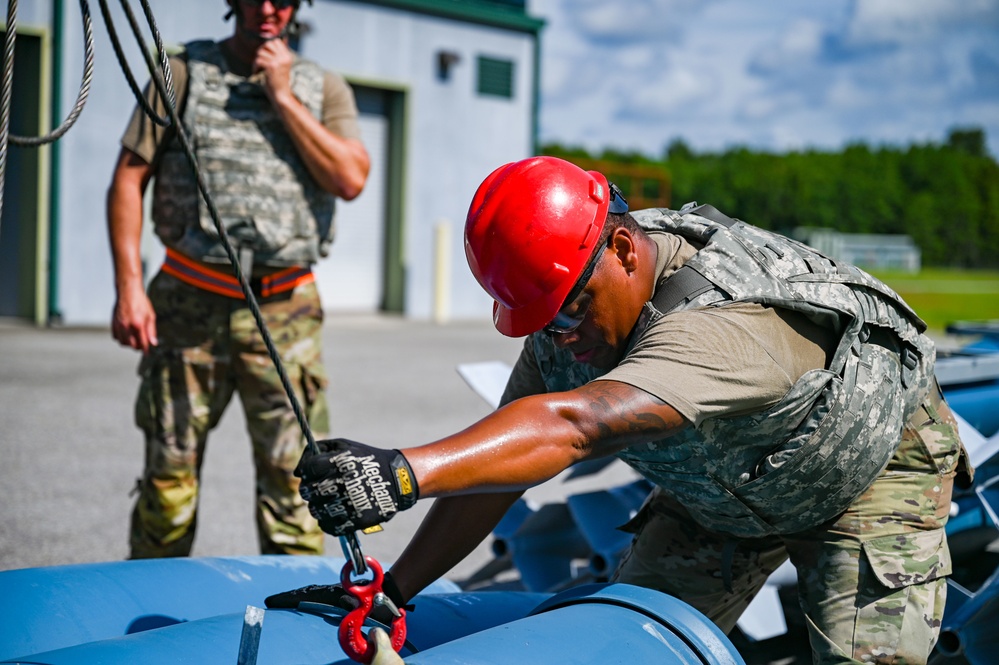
[96,0,175,127]
[3,0,95,149]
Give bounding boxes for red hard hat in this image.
[464,156,611,337]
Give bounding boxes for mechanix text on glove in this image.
[296,438,418,536]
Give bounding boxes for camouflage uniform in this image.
[128,40,348,557]
[613,384,962,664]
[131,273,329,557]
[528,205,972,663]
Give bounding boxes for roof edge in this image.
[339,0,545,34]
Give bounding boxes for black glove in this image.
[295,438,419,536]
[264,572,413,625]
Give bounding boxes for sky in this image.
[527,0,999,159]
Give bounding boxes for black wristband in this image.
[389,452,419,511]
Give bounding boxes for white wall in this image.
[305,2,535,320]
[47,0,536,325]
[317,110,388,311]
[14,2,52,25]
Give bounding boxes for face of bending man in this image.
[547,223,652,371]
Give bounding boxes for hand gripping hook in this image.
[339,556,407,663]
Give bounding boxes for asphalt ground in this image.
[0,314,637,582]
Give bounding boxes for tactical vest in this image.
[151,40,336,267]
[533,205,936,538]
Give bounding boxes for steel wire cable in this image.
[96,0,318,457]
[3,0,95,147]
[0,0,95,233]
[0,0,367,573]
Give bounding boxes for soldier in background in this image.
[107,0,369,557]
[288,157,972,664]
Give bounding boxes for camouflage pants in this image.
[129,271,328,558]
[614,385,968,665]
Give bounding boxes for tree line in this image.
[542,128,999,269]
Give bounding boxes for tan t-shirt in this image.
[120,45,362,164]
[503,232,837,426]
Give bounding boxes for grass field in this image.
[870,268,999,334]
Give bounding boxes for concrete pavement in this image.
[0,314,637,581]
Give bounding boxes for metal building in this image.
[1,0,544,325]
[793,228,922,273]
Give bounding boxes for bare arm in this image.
[389,491,523,602]
[107,147,157,353]
[389,379,686,600]
[406,379,688,497]
[255,40,370,200]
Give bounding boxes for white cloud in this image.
[567,0,707,43]
[630,66,716,113]
[528,0,999,157]
[846,0,999,47]
[749,19,825,75]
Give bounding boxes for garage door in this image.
[313,86,389,313]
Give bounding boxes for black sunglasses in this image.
[607,181,629,215]
[241,0,298,8]
[542,182,628,335]
[542,253,599,335]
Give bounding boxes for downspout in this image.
[530,24,541,156]
[47,0,63,324]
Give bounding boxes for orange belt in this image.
[162,248,314,299]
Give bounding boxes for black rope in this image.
[97,0,369,573]
[96,0,172,127]
[95,0,318,457]
[0,0,368,573]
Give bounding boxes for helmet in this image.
[464,156,612,337]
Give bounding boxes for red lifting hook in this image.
[338,556,407,663]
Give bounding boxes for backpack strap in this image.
[686,204,737,228]
[651,265,715,315]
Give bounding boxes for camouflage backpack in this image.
[533,204,935,537]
